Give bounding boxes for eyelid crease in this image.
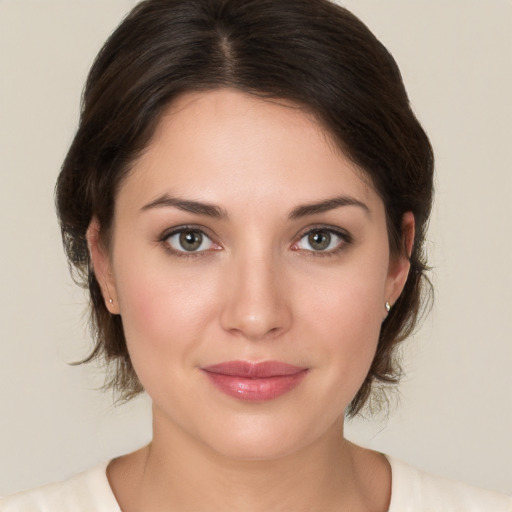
[293,224,353,243]
[159,223,215,240]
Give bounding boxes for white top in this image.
[1,456,510,511]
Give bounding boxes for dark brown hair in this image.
[56,0,434,416]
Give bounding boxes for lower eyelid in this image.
[159,226,350,256]
[294,228,351,250]
[159,226,220,254]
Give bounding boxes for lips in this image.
[201,361,308,402]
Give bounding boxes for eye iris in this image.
[179,231,203,251]
[308,230,331,250]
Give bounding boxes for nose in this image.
[219,251,292,341]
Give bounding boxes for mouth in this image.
[201,361,309,402]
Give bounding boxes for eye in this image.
[164,228,217,253]
[293,228,349,253]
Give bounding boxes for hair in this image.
[56,0,434,417]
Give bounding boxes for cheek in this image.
[113,258,219,371]
[297,259,389,384]
[314,290,382,378]
[305,264,387,337]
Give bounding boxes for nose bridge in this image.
[220,243,291,340]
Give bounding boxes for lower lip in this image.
[203,370,308,402]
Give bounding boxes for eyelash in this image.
[159,225,219,259]
[158,225,352,258]
[292,226,353,257]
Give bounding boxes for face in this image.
[90,89,412,460]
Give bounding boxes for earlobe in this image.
[385,212,415,309]
[86,218,120,314]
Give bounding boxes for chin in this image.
[195,411,342,463]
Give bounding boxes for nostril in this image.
[219,259,292,340]
[220,300,292,341]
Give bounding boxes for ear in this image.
[86,218,120,314]
[385,211,415,309]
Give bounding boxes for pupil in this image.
[180,231,202,251]
[309,230,331,250]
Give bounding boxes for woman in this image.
[1,0,510,510]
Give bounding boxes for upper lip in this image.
[202,360,307,378]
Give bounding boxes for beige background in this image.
[0,0,511,496]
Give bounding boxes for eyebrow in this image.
[141,195,228,219]
[141,193,370,220]
[289,195,370,219]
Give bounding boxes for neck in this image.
[108,409,390,512]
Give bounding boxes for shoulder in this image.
[0,461,121,512]
[387,455,512,512]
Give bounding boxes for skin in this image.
[88,89,414,512]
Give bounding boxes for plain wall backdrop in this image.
[1,0,511,496]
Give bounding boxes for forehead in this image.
[118,88,378,214]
